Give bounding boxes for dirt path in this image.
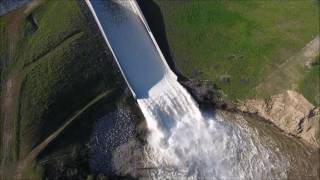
[0,1,44,178]
[1,10,25,169]
[1,2,81,178]
[23,0,43,15]
[255,36,320,96]
[6,13,22,62]
[15,90,112,179]
[23,30,83,68]
[0,75,20,164]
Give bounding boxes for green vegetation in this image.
[20,162,43,180]
[299,55,320,106]
[154,0,319,100]
[0,0,126,178]
[38,90,125,179]
[15,0,83,67]
[17,0,123,158]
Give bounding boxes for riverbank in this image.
[177,77,319,148]
[216,110,319,180]
[178,49,320,147]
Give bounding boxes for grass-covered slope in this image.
[153,0,319,101]
[0,1,126,178]
[299,56,320,106]
[16,0,83,67]
[16,0,124,157]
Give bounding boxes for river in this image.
[86,0,319,179]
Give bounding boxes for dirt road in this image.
[256,36,320,96]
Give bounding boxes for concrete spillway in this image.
[85,0,290,179]
[85,0,177,99]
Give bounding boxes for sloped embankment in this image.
[1,0,132,179]
[239,90,319,147]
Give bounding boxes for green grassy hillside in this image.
[0,0,127,178]
[16,0,122,155]
[154,0,319,101]
[16,0,83,67]
[299,55,320,106]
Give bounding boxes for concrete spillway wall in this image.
[85,0,136,98]
[0,0,30,16]
[128,0,176,80]
[85,0,177,99]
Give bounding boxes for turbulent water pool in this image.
[86,0,319,179]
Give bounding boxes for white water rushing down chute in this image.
[138,74,288,179]
[86,0,289,179]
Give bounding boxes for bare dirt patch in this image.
[23,0,44,15]
[1,10,25,168]
[256,36,320,96]
[239,90,319,147]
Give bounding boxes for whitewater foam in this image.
[137,75,288,179]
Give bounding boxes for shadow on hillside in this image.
[136,0,188,81]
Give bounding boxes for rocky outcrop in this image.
[239,90,319,147]
[181,80,228,107]
[181,80,218,103]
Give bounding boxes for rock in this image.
[181,80,220,105]
[112,138,145,177]
[239,90,319,147]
